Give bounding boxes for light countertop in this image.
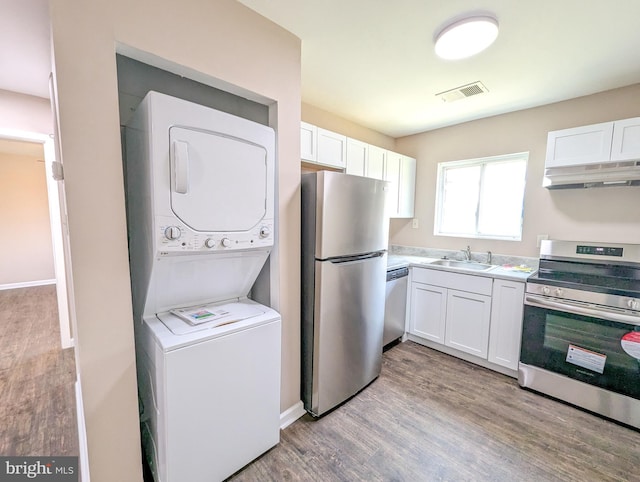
[387,254,535,282]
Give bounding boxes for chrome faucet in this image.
[462,245,471,261]
[487,250,492,264]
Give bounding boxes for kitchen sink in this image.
[430,259,495,272]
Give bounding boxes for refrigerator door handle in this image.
[325,251,385,264]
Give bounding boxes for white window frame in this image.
[434,152,528,241]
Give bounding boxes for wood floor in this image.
[231,341,640,482]
[0,285,78,456]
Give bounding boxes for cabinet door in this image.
[385,151,401,217]
[367,145,386,180]
[545,122,614,168]
[444,289,491,358]
[346,138,367,176]
[317,128,347,168]
[397,155,416,218]
[409,282,446,344]
[301,122,317,162]
[611,117,640,161]
[488,280,525,370]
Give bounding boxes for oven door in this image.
[521,294,640,400]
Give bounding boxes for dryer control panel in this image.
[156,216,273,254]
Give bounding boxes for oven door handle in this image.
[525,294,640,327]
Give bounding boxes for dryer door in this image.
[168,126,268,232]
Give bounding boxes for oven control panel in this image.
[576,245,623,257]
[526,282,640,315]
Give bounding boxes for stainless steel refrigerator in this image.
[301,171,389,417]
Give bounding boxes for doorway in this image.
[0,132,72,347]
[0,131,78,455]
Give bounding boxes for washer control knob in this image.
[628,299,639,310]
[259,226,271,239]
[555,288,564,297]
[204,238,215,248]
[221,237,232,248]
[164,226,181,240]
[542,286,550,295]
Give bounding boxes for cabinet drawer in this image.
[411,267,492,296]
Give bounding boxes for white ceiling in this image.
[238,0,640,137]
[2,1,640,138]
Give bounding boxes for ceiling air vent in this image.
[436,81,489,103]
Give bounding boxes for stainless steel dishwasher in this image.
[384,266,409,347]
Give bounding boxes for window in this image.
[434,152,528,240]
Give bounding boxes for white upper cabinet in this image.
[386,152,416,218]
[398,155,416,218]
[346,138,368,176]
[300,121,317,162]
[385,151,401,217]
[546,116,640,168]
[367,145,386,180]
[300,121,416,217]
[611,117,640,161]
[316,128,347,169]
[545,122,614,168]
[346,140,386,179]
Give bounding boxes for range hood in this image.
[543,160,640,189]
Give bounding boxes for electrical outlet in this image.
[536,234,549,247]
[412,218,419,229]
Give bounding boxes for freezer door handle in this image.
[326,251,385,264]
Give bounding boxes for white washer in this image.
[124,92,281,482]
[137,299,281,482]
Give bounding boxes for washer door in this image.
[168,126,267,232]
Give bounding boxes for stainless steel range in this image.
[520,240,640,429]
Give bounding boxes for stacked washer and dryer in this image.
[124,92,281,482]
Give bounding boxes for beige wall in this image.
[302,102,396,150]
[0,150,55,285]
[392,84,640,257]
[49,0,301,481]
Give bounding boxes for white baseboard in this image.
[0,279,56,291]
[75,381,90,482]
[280,401,306,430]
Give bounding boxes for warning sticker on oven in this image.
[621,332,640,359]
[566,344,606,374]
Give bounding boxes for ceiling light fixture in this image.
[434,14,499,60]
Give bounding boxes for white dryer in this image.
[124,92,281,482]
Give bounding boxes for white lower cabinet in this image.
[408,267,525,376]
[488,279,525,370]
[409,282,447,343]
[444,289,491,358]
